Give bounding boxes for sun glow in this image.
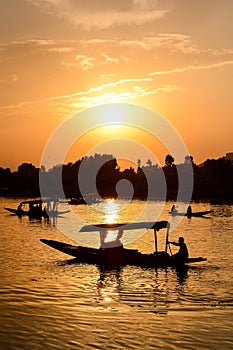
[96,103,130,124]
[63,103,172,172]
[72,92,125,110]
[94,124,128,137]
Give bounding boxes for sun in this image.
[94,102,131,126]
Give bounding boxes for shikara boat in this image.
[4,199,69,219]
[40,221,207,268]
[68,197,86,205]
[169,210,213,218]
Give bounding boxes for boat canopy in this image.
[19,198,59,205]
[80,221,170,254]
[151,221,169,231]
[80,221,169,232]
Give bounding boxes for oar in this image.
[168,242,173,256]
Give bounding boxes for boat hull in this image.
[170,210,213,217]
[4,207,68,219]
[40,239,207,268]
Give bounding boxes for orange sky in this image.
[0,0,233,170]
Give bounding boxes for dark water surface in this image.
[1,198,233,349]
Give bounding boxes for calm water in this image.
[0,198,233,350]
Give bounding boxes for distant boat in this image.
[68,195,101,205]
[4,199,69,219]
[40,221,207,268]
[169,210,213,218]
[68,197,86,205]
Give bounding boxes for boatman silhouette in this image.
[169,237,189,263]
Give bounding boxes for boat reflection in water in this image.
[97,267,122,304]
[93,264,189,313]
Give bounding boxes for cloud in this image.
[119,33,209,54]
[1,34,233,117]
[0,74,181,116]
[26,0,172,29]
[2,55,233,115]
[56,82,182,112]
[62,53,131,71]
[149,60,233,77]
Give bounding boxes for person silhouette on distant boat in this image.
[169,237,189,263]
[187,205,192,217]
[17,203,22,212]
[171,205,178,214]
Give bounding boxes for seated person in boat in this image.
[187,205,192,216]
[17,203,23,212]
[99,229,123,249]
[169,237,189,262]
[29,202,43,216]
[171,205,177,214]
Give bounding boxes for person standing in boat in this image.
[169,237,189,262]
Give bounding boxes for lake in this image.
[1,197,233,349]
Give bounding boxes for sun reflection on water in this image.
[97,268,122,304]
[104,198,119,224]
[103,199,120,243]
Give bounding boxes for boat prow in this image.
[4,207,20,215]
[186,257,207,264]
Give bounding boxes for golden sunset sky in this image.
[0,0,233,170]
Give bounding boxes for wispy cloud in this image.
[26,0,172,29]
[0,74,181,116]
[62,53,131,71]
[149,60,233,76]
[119,34,233,56]
[120,33,194,51]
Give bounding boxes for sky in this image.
[0,0,233,171]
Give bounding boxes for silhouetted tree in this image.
[18,163,36,176]
[165,154,175,167]
[96,157,120,198]
[184,155,194,165]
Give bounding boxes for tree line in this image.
[0,153,232,202]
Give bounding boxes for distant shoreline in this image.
[1,192,232,205]
[1,154,233,204]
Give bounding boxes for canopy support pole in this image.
[154,229,158,254]
[165,222,170,253]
